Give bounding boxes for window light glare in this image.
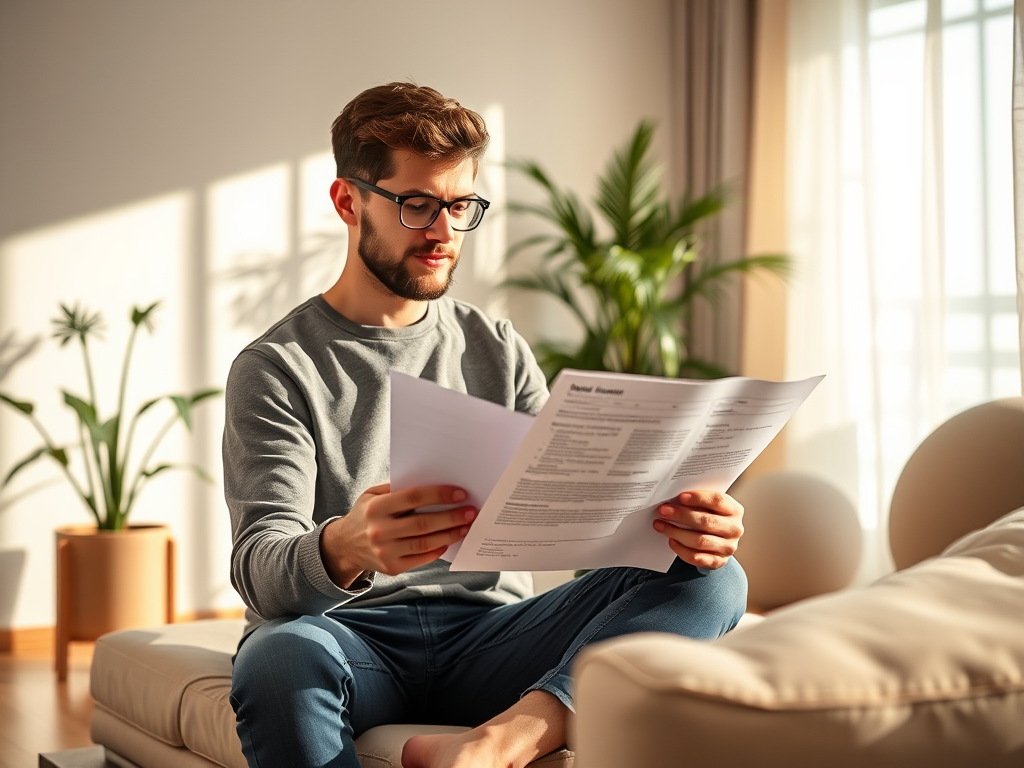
[869,0,926,36]
[943,0,977,21]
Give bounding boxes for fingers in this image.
[359,485,477,572]
[395,505,477,548]
[672,490,744,518]
[371,485,478,539]
[653,490,744,570]
[376,485,471,517]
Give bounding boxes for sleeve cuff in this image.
[299,519,376,606]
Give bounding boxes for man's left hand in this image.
[653,491,744,570]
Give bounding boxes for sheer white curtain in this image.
[786,0,1020,579]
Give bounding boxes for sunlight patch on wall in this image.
[205,155,348,385]
[0,191,194,627]
[470,103,508,319]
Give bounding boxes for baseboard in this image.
[1,607,247,653]
[0,625,54,653]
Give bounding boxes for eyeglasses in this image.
[347,178,490,232]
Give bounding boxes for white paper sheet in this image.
[390,369,822,572]
[390,370,535,560]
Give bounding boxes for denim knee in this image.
[638,556,749,639]
[231,616,352,712]
[694,556,748,635]
[231,616,371,768]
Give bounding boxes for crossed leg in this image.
[231,559,746,768]
[405,558,746,768]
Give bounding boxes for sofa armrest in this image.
[573,509,1024,768]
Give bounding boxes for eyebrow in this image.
[397,188,479,200]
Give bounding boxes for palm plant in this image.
[506,120,789,382]
[0,302,221,531]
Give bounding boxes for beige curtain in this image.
[669,0,756,375]
[1015,0,1024,387]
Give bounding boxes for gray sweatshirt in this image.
[223,295,549,635]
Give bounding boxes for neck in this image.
[322,269,428,327]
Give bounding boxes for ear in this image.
[330,178,360,227]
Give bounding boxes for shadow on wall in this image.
[0,549,26,628]
[220,230,347,334]
[0,331,42,385]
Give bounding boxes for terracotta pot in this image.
[54,523,175,681]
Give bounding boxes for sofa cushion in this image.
[180,676,245,767]
[92,705,230,768]
[90,618,245,747]
[573,507,1024,767]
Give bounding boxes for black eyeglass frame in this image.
[346,177,491,231]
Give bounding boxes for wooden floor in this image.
[0,643,96,768]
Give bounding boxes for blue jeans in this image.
[230,558,746,768]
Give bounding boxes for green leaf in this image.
[1,445,69,486]
[0,392,34,415]
[170,396,192,429]
[98,416,119,445]
[51,304,104,346]
[2,447,48,485]
[594,120,664,250]
[140,462,175,479]
[682,254,791,306]
[136,396,162,417]
[131,301,161,332]
[141,462,213,483]
[503,232,556,261]
[189,387,223,405]
[168,388,222,431]
[669,188,728,238]
[677,357,731,379]
[503,272,588,327]
[62,391,100,433]
[505,160,597,255]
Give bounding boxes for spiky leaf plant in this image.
[0,302,221,531]
[506,120,790,382]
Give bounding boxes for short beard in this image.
[357,210,458,301]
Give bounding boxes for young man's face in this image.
[355,152,476,302]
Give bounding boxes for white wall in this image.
[0,0,673,629]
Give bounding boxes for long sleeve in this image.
[224,351,371,620]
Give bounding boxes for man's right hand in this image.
[319,483,477,589]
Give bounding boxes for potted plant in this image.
[506,120,789,382]
[0,301,221,680]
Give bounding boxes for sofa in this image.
[572,397,1024,767]
[87,589,574,768]
[86,398,1024,767]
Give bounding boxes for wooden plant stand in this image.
[55,526,175,682]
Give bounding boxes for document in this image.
[390,369,822,573]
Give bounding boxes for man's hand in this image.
[653,490,744,570]
[320,483,477,588]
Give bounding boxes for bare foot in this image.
[401,730,502,768]
[401,690,567,768]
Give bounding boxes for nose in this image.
[425,207,456,243]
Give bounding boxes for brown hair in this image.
[331,82,490,183]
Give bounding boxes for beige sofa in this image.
[88,398,1024,767]
[572,398,1024,767]
[573,505,1024,767]
[88,600,574,768]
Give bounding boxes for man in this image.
[225,82,746,768]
